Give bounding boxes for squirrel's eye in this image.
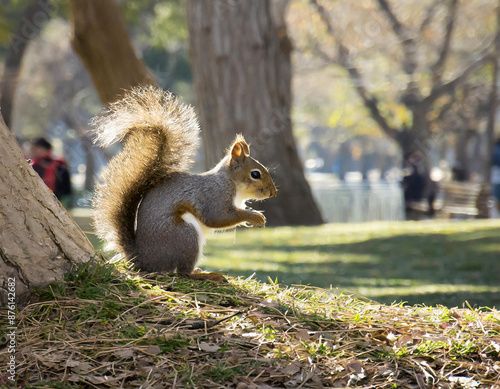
[251,170,261,180]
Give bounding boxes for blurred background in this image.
[1,0,499,306]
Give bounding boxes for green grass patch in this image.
[1,256,499,388]
[203,219,500,307]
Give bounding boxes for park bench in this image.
[439,181,491,218]
[405,181,491,219]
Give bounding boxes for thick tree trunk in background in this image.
[399,107,433,172]
[0,0,51,128]
[69,0,156,104]
[484,2,500,182]
[187,0,323,226]
[0,117,94,306]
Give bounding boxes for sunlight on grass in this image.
[203,220,500,307]
[77,213,500,308]
[5,256,500,387]
[357,284,500,299]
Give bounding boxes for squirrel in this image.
[91,86,277,278]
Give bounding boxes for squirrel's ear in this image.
[230,136,250,160]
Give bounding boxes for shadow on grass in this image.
[206,226,500,308]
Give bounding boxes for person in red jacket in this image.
[30,137,72,206]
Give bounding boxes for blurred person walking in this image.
[30,137,72,208]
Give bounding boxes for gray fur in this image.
[135,160,237,273]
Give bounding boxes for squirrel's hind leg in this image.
[169,222,200,275]
[179,212,227,282]
[135,218,199,273]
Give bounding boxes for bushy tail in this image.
[91,86,200,260]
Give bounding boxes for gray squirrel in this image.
[92,86,277,278]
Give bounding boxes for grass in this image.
[81,215,500,307]
[1,256,500,388]
[202,219,500,308]
[19,216,493,386]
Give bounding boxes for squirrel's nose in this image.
[270,186,277,197]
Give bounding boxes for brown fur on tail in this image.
[92,86,200,260]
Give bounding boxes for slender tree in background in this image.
[0,0,52,128]
[69,0,156,104]
[187,0,323,226]
[0,116,94,305]
[69,0,162,191]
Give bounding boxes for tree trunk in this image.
[484,1,500,183]
[397,111,436,217]
[187,0,323,226]
[0,117,94,306]
[455,128,475,180]
[82,134,97,192]
[69,0,156,104]
[0,0,52,128]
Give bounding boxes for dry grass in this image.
[1,257,500,388]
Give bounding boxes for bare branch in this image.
[310,0,399,140]
[377,0,408,41]
[309,0,337,38]
[419,3,439,33]
[346,66,401,140]
[431,0,459,82]
[377,0,417,75]
[424,50,492,106]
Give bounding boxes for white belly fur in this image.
[234,183,251,209]
[181,212,212,261]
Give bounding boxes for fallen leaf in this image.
[114,348,134,359]
[377,364,394,376]
[346,359,363,374]
[346,359,366,382]
[281,361,301,376]
[448,376,480,388]
[227,353,240,365]
[72,362,92,374]
[67,374,80,382]
[295,329,311,341]
[143,345,161,355]
[395,334,414,348]
[65,360,80,368]
[198,342,220,352]
[386,332,398,343]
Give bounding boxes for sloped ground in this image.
[1,258,499,388]
[204,220,500,307]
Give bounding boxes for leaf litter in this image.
[0,258,499,388]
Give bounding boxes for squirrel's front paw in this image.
[248,211,266,227]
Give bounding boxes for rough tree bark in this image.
[69,0,156,104]
[0,117,94,306]
[187,0,323,226]
[0,0,52,128]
